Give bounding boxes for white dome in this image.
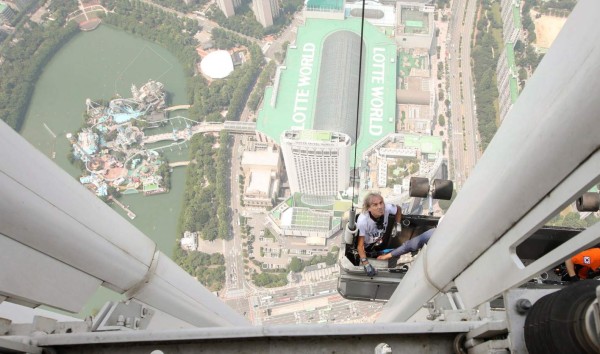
[200,50,234,79]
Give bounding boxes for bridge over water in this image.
[165,105,191,111]
[142,121,256,145]
[168,161,192,167]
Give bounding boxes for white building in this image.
[241,146,282,208]
[395,1,436,53]
[280,130,351,196]
[216,0,239,17]
[345,0,396,28]
[180,231,198,251]
[500,0,521,44]
[253,0,279,27]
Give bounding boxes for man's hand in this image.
[377,253,392,260]
[364,263,377,277]
[562,273,579,282]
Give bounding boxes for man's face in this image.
[368,196,385,218]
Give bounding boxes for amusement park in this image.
[68,80,202,206]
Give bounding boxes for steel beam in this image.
[0,121,248,327]
[379,0,600,322]
[455,149,600,307]
[31,322,482,354]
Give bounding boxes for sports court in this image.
[400,8,429,35]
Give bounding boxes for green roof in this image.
[292,193,334,209]
[299,130,332,141]
[506,43,516,68]
[306,0,344,11]
[257,18,397,168]
[506,44,519,103]
[398,50,427,79]
[291,208,331,229]
[509,77,519,103]
[405,20,423,27]
[333,199,352,212]
[401,8,429,34]
[403,134,443,154]
[512,3,522,29]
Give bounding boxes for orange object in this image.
[571,248,600,279]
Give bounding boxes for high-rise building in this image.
[280,130,351,196]
[500,0,521,44]
[216,0,236,17]
[497,0,522,121]
[11,0,32,11]
[253,0,280,27]
[496,44,519,122]
[0,2,16,25]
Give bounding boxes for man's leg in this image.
[390,228,435,257]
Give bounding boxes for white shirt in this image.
[356,203,398,246]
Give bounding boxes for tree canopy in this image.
[0,1,79,131]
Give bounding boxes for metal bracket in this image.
[92,300,154,331]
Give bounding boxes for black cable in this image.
[350,0,368,211]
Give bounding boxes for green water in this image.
[19,25,191,316]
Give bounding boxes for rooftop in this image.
[247,171,272,194]
[403,134,443,154]
[256,18,397,168]
[241,149,280,168]
[299,130,331,141]
[200,50,234,79]
[306,0,344,11]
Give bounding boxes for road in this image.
[447,0,481,189]
[139,0,217,31]
[138,0,261,45]
[222,134,251,298]
[265,14,303,60]
[219,12,311,298]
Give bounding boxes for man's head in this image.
[363,192,385,218]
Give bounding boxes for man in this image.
[357,192,436,277]
[356,192,401,276]
[564,247,600,281]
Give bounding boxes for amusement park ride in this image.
[2,0,600,353]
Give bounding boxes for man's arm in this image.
[357,235,377,276]
[395,205,402,224]
[357,236,367,262]
[566,258,576,277]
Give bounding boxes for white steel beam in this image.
[0,236,101,312]
[379,0,600,322]
[455,149,600,308]
[0,121,248,327]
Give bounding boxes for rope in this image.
[350,0,368,211]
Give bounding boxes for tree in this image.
[409,163,419,174]
[325,252,336,266]
[289,257,304,272]
[519,67,528,84]
[438,114,446,127]
[252,272,288,287]
[561,212,587,229]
